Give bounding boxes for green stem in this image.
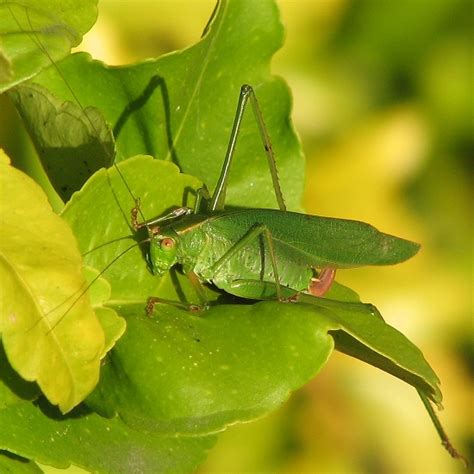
[417,390,468,467]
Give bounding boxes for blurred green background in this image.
[2,0,471,472]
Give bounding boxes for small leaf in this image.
[0,0,98,91]
[8,83,115,201]
[0,157,105,412]
[297,295,442,405]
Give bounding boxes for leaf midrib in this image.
[164,0,228,161]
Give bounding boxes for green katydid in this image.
[130,84,420,312]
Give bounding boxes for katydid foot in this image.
[145,297,208,316]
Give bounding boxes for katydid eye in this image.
[161,237,175,249]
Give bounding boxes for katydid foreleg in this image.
[145,295,201,314]
[146,270,209,314]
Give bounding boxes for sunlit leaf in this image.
[0,155,105,412]
[0,0,97,91]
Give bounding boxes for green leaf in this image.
[0,155,107,412]
[298,295,442,405]
[0,451,42,474]
[0,398,216,474]
[86,302,336,435]
[13,0,304,210]
[0,0,98,91]
[83,293,440,437]
[8,83,114,201]
[87,297,440,436]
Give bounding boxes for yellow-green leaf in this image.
[0,155,105,412]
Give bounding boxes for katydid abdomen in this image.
[149,208,420,300]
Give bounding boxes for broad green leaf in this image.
[8,83,114,201]
[0,156,106,412]
[0,451,42,474]
[0,398,216,474]
[13,0,304,210]
[0,0,97,91]
[86,301,336,435]
[86,297,440,436]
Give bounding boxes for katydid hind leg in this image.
[229,279,300,301]
[417,391,468,466]
[194,186,211,213]
[209,223,285,300]
[210,85,286,212]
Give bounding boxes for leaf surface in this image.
[0,398,216,474]
[0,0,98,91]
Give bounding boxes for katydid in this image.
[131,85,420,311]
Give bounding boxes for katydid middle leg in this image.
[209,223,286,301]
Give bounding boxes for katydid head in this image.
[149,229,180,275]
